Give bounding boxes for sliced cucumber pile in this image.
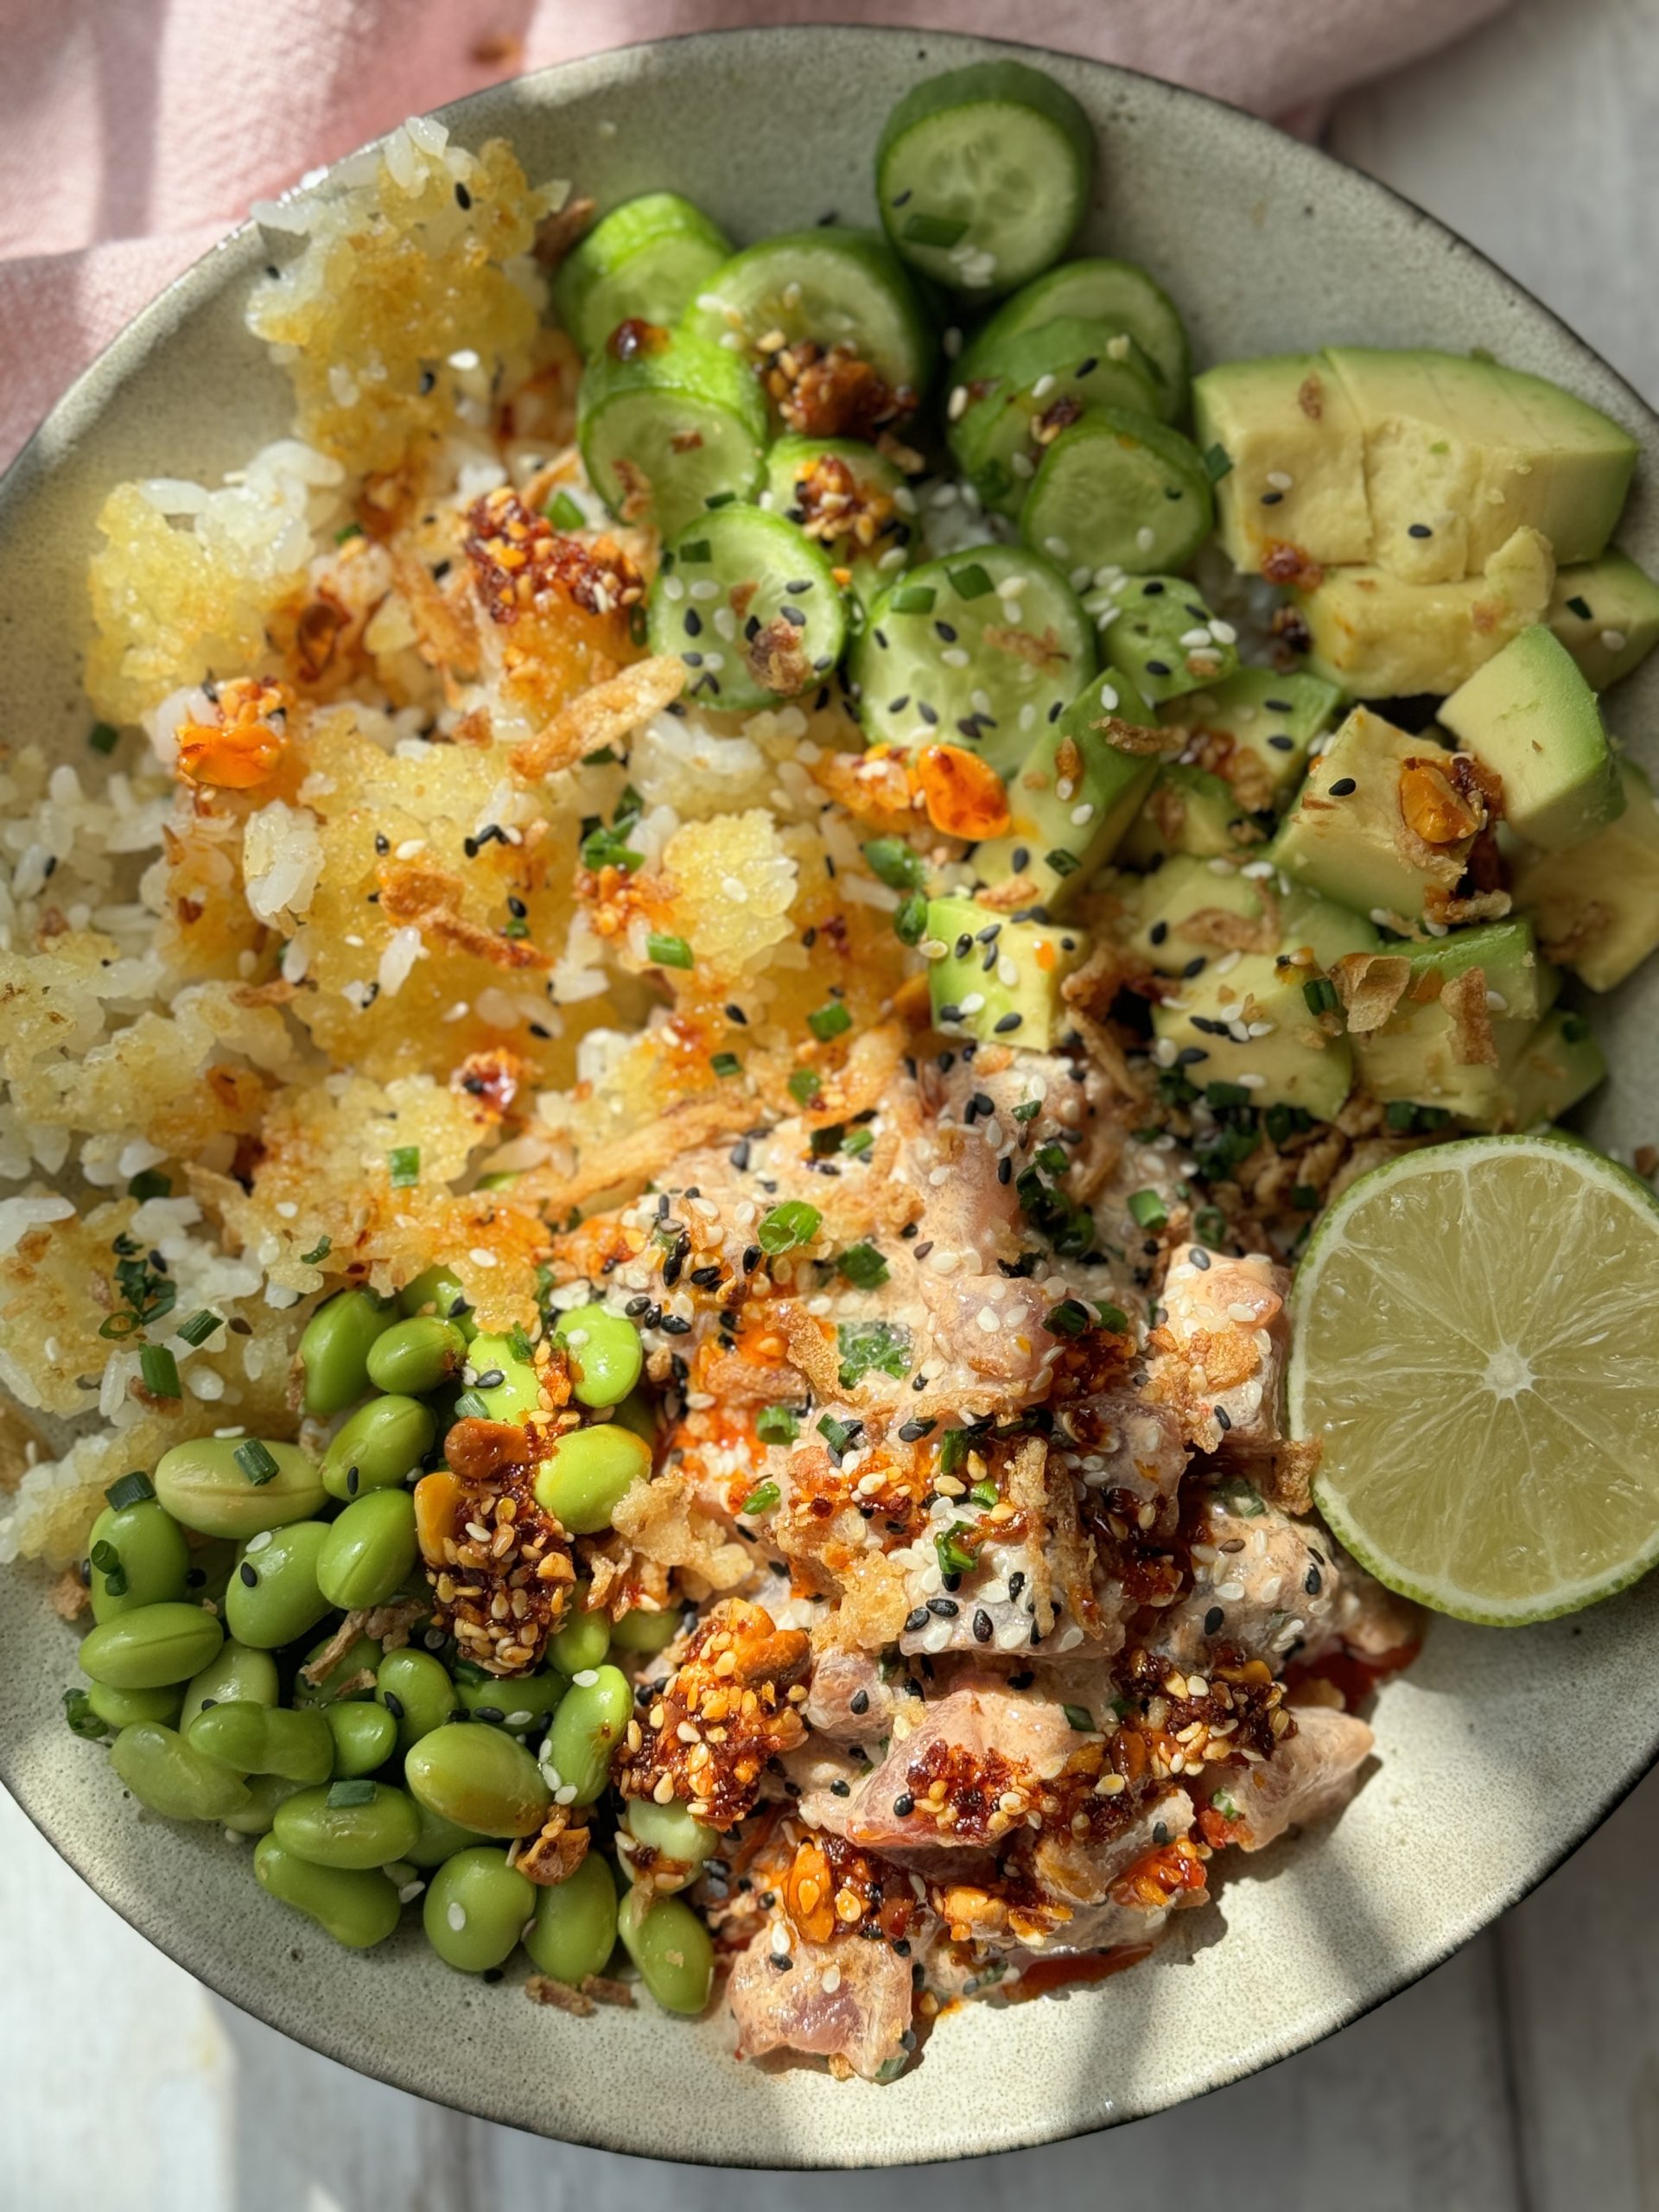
[577,329,767,539]
[1022,410,1215,576]
[646,506,847,714]
[964,256,1190,410]
[850,544,1095,775]
[553,193,734,356]
[948,318,1166,515]
[876,60,1093,295]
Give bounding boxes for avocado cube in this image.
[1191,353,1372,574]
[1182,667,1345,811]
[1153,950,1353,1122]
[1499,1007,1607,1128]
[925,895,1086,1050]
[1548,551,1659,691]
[1439,626,1624,853]
[1117,765,1259,868]
[1325,347,1637,581]
[975,668,1163,911]
[1295,526,1555,699]
[1088,573,1241,706]
[1121,854,1379,973]
[1351,920,1554,1128]
[1513,757,1659,990]
[1272,707,1476,925]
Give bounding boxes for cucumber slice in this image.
[1022,409,1214,577]
[646,506,847,715]
[577,330,767,540]
[850,543,1095,776]
[681,228,932,417]
[948,317,1164,517]
[963,257,1190,412]
[553,193,734,357]
[876,61,1093,295]
[765,435,916,603]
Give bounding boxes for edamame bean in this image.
[300,1289,397,1418]
[404,1797,479,1868]
[188,1700,334,1783]
[365,1316,467,1397]
[532,1425,652,1536]
[273,1781,421,1868]
[224,1522,332,1650]
[375,1649,459,1753]
[316,1489,417,1611]
[422,1847,535,1973]
[613,1390,659,1444]
[617,1888,715,2015]
[398,1265,476,1340]
[109,1721,250,1821]
[81,1602,224,1690]
[224,1772,308,1837]
[554,1303,643,1410]
[404,1723,550,1837]
[544,1664,631,1807]
[87,1681,181,1730]
[622,1796,719,1885]
[548,1586,610,1676]
[180,1640,280,1732]
[326,1700,398,1777]
[86,1498,190,1623]
[609,1606,682,1655]
[523,1849,619,1984]
[464,1332,543,1423]
[454,1663,565,1737]
[321,1394,435,1501]
[153,1437,326,1541]
[254,1834,402,1948]
[293,1630,383,1707]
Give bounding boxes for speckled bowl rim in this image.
[3,23,1659,2169]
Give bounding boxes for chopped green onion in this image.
[327,1779,376,1808]
[505,1324,535,1364]
[578,823,645,872]
[756,1405,800,1446]
[1094,1301,1129,1334]
[234,1439,280,1486]
[63,1688,110,1741]
[935,1523,976,1579]
[938,1429,969,1476]
[836,1318,911,1389]
[807,1001,852,1042]
[757,1200,822,1256]
[1205,1082,1251,1109]
[948,562,995,601]
[968,1479,998,1508]
[677,538,712,565]
[1128,1188,1168,1230]
[387,1147,421,1188]
[817,1414,856,1455]
[126,1170,172,1201]
[710,1052,742,1078]
[105,1471,155,1510]
[87,721,120,756]
[787,1068,823,1106]
[90,1541,126,1596]
[646,931,694,970]
[902,212,969,249]
[1035,1142,1070,1176]
[452,1390,490,1420]
[1011,1099,1042,1124]
[334,520,365,543]
[1193,1206,1230,1250]
[840,1127,874,1159]
[1062,1703,1096,1732]
[139,1345,181,1399]
[889,582,937,614]
[893,892,928,947]
[1289,1184,1319,1211]
[300,1236,332,1266]
[1302,976,1340,1017]
[861,836,926,891]
[547,491,587,531]
[836,1242,889,1290]
[1561,1014,1591,1044]
[1203,442,1234,484]
[704,490,738,510]
[1045,1298,1091,1338]
[176,1309,221,1348]
[741,1479,780,1516]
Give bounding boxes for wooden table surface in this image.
[5,0,1656,2202]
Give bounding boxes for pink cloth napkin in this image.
[0,0,1506,471]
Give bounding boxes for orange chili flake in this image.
[174,677,292,790]
[915,743,1010,839]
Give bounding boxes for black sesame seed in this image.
[893,1793,915,1817]
[1204,1605,1224,1635]
[927,1597,959,1618]
[238,1562,257,1587]
[1407,523,1433,538]
[972,1609,993,1644]
[1305,1565,1323,1595]
[903,1607,930,1633]
[1328,776,1357,797]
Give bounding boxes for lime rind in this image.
[1289,1133,1659,1627]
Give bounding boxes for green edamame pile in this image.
[60,1276,715,2015]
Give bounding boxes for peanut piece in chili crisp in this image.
[415,1415,578,1675]
[613,1598,810,1827]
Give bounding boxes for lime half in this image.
[1288,1134,1659,1624]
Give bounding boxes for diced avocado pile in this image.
[549,59,1659,1145]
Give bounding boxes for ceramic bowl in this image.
[3,25,1657,2170]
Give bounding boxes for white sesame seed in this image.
[447,1902,467,1931]
[1135,526,1156,553]
[1602,628,1628,652]
[1265,471,1294,491]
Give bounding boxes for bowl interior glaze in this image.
[3,26,1658,2169]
